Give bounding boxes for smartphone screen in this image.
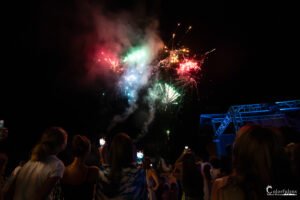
[136,151,144,164]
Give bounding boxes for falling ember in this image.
[177,76,198,89]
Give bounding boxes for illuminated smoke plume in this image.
[103,20,163,135]
[49,1,213,139]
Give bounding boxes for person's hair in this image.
[72,135,91,158]
[100,144,109,165]
[109,133,135,182]
[181,152,204,198]
[0,153,8,174]
[31,127,67,161]
[143,157,151,170]
[232,124,292,198]
[210,156,221,169]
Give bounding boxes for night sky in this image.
[1,0,299,164]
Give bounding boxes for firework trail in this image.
[107,103,138,132]
[176,25,192,47]
[171,23,180,50]
[136,101,156,140]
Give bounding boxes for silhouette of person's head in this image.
[31,127,68,161]
[72,135,91,159]
[233,125,292,195]
[110,133,135,167]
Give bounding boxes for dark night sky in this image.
[1,0,299,163]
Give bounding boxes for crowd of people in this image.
[0,123,299,200]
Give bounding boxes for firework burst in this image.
[95,49,123,73]
[89,21,216,137]
[92,23,215,113]
[148,82,182,110]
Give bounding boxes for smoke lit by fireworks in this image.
[120,45,152,103]
[93,24,215,106]
[91,21,215,135]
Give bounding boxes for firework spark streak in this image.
[148,82,181,107]
[161,83,181,105]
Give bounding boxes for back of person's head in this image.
[181,152,203,197]
[109,133,135,182]
[31,127,68,161]
[182,152,196,169]
[110,132,135,167]
[233,124,291,196]
[210,156,221,169]
[0,153,8,174]
[100,144,109,166]
[72,135,91,159]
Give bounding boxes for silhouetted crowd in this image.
[0,124,299,200]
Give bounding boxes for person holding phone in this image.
[143,157,159,200]
[173,146,204,200]
[95,133,148,200]
[137,151,144,165]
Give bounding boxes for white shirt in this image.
[14,155,65,200]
